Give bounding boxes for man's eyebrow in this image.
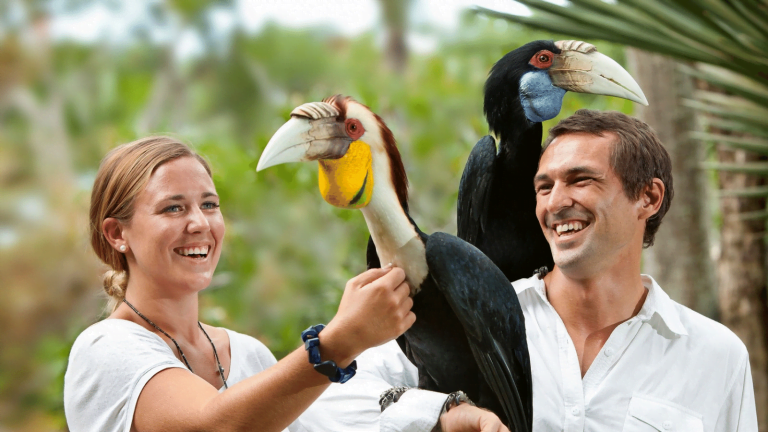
[565,166,602,177]
[534,173,551,184]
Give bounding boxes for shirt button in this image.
[571,407,580,416]
[604,348,614,356]
[663,420,673,430]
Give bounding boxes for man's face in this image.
[534,132,645,277]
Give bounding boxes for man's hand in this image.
[438,404,509,432]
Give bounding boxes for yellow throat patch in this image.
[318,140,374,209]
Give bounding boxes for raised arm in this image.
[133,267,415,432]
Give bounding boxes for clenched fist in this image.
[320,266,416,367]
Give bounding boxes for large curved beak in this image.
[257,115,352,172]
[550,41,648,106]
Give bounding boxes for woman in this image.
[63,136,415,432]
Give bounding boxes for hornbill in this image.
[458,40,648,282]
[257,96,532,431]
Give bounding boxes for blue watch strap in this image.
[301,324,357,383]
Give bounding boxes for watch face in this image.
[314,361,338,377]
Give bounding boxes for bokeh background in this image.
[2,0,767,430]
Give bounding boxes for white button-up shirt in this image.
[303,274,757,431]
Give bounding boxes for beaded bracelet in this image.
[301,324,357,384]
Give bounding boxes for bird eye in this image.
[529,50,555,69]
[344,118,365,140]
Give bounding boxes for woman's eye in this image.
[165,204,183,213]
[202,202,220,210]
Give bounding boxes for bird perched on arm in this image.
[257,95,532,431]
[458,40,648,281]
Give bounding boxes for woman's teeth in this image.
[555,222,585,236]
[175,246,209,257]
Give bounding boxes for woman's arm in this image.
[133,266,415,432]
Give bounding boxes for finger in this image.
[401,294,413,309]
[402,311,416,332]
[366,266,406,290]
[348,266,394,289]
[393,281,411,298]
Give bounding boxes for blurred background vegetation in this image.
[1,0,765,430]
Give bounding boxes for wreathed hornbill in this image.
[459,40,648,281]
[257,95,532,431]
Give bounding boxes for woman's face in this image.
[122,156,225,294]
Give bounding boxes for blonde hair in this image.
[89,136,212,312]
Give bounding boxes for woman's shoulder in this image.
[68,318,182,374]
[72,319,168,353]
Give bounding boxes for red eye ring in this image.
[530,50,554,69]
[345,118,365,140]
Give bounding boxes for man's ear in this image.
[102,218,127,252]
[638,178,664,221]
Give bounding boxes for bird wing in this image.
[425,232,532,432]
[457,135,497,244]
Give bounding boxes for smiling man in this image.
[519,109,757,431]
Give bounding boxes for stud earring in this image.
[119,245,127,252]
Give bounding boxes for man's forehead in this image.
[538,132,614,174]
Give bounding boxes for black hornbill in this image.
[257,95,531,431]
[458,40,648,282]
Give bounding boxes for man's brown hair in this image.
[542,109,673,248]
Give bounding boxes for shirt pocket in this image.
[622,395,704,432]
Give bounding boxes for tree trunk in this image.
[717,145,768,429]
[380,0,409,73]
[626,49,717,317]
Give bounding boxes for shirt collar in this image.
[513,273,688,336]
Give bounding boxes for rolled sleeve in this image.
[380,389,447,432]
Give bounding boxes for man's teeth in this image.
[176,246,210,256]
[555,222,585,235]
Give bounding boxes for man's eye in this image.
[202,202,220,210]
[536,185,551,194]
[575,177,593,184]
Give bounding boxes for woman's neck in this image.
[117,271,202,343]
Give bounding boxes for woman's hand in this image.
[321,266,416,365]
[438,404,510,432]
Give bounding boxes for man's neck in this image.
[544,266,647,335]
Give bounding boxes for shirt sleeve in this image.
[714,351,759,432]
[63,320,186,432]
[299,340,447,432]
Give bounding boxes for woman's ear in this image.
[103,218,128,252]
[638,178,664,221]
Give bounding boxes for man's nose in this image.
[186,206,211,233]
[546,182,573,214]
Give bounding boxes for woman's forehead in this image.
[141,157,215,200]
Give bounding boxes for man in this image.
[303,110,758,431]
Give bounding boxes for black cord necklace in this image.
[123,298,228,389]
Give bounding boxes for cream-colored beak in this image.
[551,41,648,106]
[257,115,351,172]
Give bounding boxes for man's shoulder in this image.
[673,300,748,358]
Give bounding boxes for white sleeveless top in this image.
[64,319,307,432]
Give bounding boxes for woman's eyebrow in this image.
[160,194,185,202]
[202,192,218,199]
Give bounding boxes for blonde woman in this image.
[63,136,415,432]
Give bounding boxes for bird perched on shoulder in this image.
[257,95,532,431]
[458,40,648,282]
